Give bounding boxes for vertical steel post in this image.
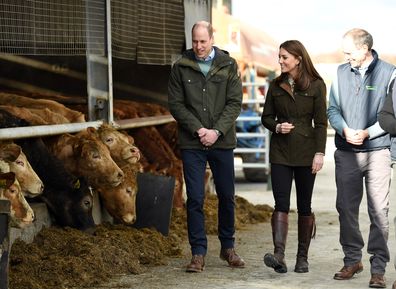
[0,200,11,289]
[85,0,113,123]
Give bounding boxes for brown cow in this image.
[128,126,184,208]
[0,105,48,125]
[92,124,141,166]
[46,129,124,188]
[78,126,142,223]
[96,163,141,224]
[0,92,85,123]
[0,142,44,197]
[0,105,71,125]
[0,172,35,228]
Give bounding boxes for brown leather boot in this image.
[294,213,316,273]
[186,255,205,272]
[264,211,288,273]
[220,248,245,268]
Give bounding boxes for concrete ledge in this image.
[10,202,51,245]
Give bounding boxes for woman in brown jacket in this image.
[261,40,327,274]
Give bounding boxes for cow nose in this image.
[24,209,35,223]
[131,146,139,154]
[123,213,136,224]
[118,171,124,179]
[39,183,44,193]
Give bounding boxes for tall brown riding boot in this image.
[294,213,316,273]
[264,211,288,273]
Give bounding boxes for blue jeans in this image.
[181,148,236,256]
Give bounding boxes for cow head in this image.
[0,143,44,197]
[0,172,35,228]
[75,135,124,187]
[40,176,95,231]
[96,163,140,224]
[96,125,141,166]
[49,132,124,188]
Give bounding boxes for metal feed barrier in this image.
[0,200,10,289]
[234,82,270,183]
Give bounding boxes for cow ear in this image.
[0,172,16,188]
[0,144,20,162]
[126,135,135,145]
[86,127,97,134]
[73,179,80,189]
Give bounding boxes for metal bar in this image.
[236,116,261,121]
[87,54,108,65]
[0,121,103,140]
[234,163,269,168]
[0,115,176,140]
[115,115,175,129]
[242,82,266,87]
[242,99,265,104]
[236,132,267,137]
[106,0,114,124]
[0,200,10,289]
[234,148,267,153]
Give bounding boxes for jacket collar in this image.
[181,46,230,66]
[350,49,379,74]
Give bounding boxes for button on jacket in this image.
[261,79,327,166]
[168,47,242,150]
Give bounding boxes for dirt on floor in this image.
[8,194,273,289]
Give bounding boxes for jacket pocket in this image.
[294,126,314,138]
[182,78,200,85]
[209,74,228,83]
[296,92,314,113]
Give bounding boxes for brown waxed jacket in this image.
[261,78,327,166]
[168,47,242,150]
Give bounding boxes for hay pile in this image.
[9,195,272,289]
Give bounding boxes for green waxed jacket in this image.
[261,78,327,166]
[168,47,242,150]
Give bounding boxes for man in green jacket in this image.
[168,20,245,272]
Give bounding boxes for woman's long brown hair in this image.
[275,40,323,91]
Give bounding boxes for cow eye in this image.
[126,187,133,195]
[92,153,100,159]
[9,188,18,195]
[106,137,114,144]
[82,196,92,208]
[16,160,24,167]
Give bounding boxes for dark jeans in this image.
[271,163,316,216]
[181,148,235,256]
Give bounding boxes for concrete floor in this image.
[85,136,396,289]
[234,136,396,289]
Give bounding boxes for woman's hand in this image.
[312,153,324,174]
[275,122,295,134]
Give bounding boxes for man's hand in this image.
[197,128,219,147]
[343,127,368,145]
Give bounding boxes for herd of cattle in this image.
[0,92,185,231]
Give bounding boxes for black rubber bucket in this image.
[132,172,175,236]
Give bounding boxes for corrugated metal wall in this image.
[0,0,185,65]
